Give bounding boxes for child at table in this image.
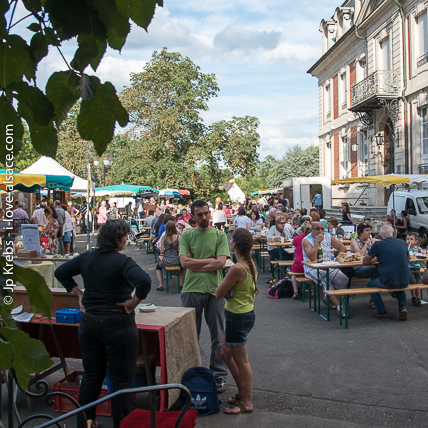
[407,232,423,307]
[215,228,258,415]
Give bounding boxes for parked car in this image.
[387,190,428,244]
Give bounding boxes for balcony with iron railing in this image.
[417,52,428,68]
[349,70,399,112]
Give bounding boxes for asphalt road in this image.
[4,232,428,428]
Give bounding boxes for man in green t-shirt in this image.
[180,200,230,393]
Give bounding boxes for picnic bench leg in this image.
[326,269,330,322]
[338,296,349,329]
[300,281,306,303]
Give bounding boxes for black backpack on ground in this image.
[267,278,294,298]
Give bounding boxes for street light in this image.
[93,157,113,186]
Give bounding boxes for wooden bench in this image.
[270,260,293,280]
[295,277,315,305]
[260,252,270,272]
[325,283,428,329]
[164,266,181,294]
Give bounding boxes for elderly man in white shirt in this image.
[32,202,47,226]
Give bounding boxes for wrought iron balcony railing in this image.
[419,163,428,174]
[417,52,428,68]
[350,70,399,108]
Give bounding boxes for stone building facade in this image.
[308,0,428,206]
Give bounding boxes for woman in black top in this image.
[341,202,356,225]
[55,219,151,428]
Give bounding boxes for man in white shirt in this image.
[32,202,47,226]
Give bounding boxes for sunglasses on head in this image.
[312,227,324,231]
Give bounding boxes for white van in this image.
[387,190,428,243]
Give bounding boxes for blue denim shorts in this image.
[225,310,255,347]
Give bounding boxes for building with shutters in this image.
[308,0,428,207]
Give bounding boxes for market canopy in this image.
[178,189,190,196]
[159,189,182,199]
[331,174,428,188]
[95,184,159,197]
[0,170,74,192]
[20,156,92,192]
[250,190,259,196]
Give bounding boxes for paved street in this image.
[5,232,428,428]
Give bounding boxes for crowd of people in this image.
[24,191,426,425]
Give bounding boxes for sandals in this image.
[292,293,299,299]
[227,393,241,405]
[369,299,376,309]
[224,403,253,415]
[412,296,422,307]
[156,287,164,291]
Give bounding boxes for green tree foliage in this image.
[0,259,53,390]
[119,49,260,190]
[56,102,97,179]
[0,122,40,171]
[266,145,319,187]
[203,116,260,181]
[1,0,162,162]
[0,0,162,391]
[120,48,220,188]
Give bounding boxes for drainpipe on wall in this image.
[354,24,368,78]
[393,0,410,173]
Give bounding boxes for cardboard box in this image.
[53,371,112,416]
[55,308,81,323]
[16,249,37,258]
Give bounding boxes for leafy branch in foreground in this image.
[0,0,163,162]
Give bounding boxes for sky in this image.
[13,0,341,161]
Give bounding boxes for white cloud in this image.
[213,26,282,53]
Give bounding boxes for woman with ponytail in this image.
[215,228,258,415]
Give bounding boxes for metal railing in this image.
[417,52,428,68]
[350,70,399,106]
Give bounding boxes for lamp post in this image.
[93,157,113,186]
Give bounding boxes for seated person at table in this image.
[290,221,312,299]
[250,210,264,228]
[291,209,301,228]
[156,220,185,291]
[350,222,380,309]
[267,215,292,260]
[395,210,408,238]
[407,232,423,307]
[327,217,344,239]
[55,219,152,428]
[309,211,320,223]
[269,209,284,228]
[319,209,328,228]
[234,207,252,229]
[302,222,348,315]
[350,222,379,279]
[363,224,409,321]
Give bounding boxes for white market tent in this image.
[21,156,94,192]
[227,182,245,203]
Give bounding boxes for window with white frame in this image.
[342,136,349,170]
[340,72,347,110]
[325,84,331,120]
[379,36,392,70]
[356,58,367,82]
[423,107,428,155]
[416,11,428,67]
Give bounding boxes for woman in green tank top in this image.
[215,228,259,415]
